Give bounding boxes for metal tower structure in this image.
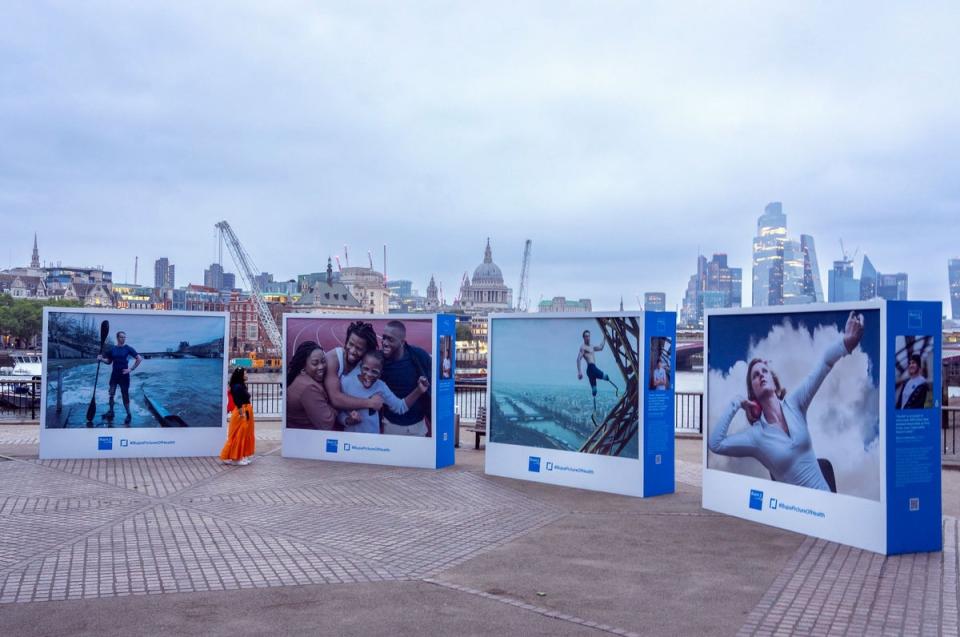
[517,239,532,312]
[214,221,282,352]
[579,316,640,456]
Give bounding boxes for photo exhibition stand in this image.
[702,300,942,555]
[484,311,677,497]
[281,313,456,469]
[39,308,230,459]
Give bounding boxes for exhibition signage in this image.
[702,300,942,555]
[39,308,229,459]
[281,313,455,469]
[484,312,677,497]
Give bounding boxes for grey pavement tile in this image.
[34,457,232,498]
[0,503,402,604]
[737,516,960,636]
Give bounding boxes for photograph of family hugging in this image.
[284,317,433,437]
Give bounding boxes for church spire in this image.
[483,238,492,263]
[31,233,40,268]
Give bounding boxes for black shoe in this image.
[124,413,132,425]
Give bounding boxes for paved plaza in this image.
[0,423,957,636]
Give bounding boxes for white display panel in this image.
[39,308,229,459]
[703,300,943,555]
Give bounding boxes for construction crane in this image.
[334,256,343,272]
[839,239,859,264]
[516,239,533,312]
[454,271,470,305]
[214,221,282,352]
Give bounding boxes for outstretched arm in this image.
[708,397,758,457]
[792,312,864,415]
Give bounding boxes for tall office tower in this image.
[221,272,236,291]
[828,258,860,302]
[680,253,742,326]
[780,239,808,304]
[877,273,908,301]
[950,258,960,319]
[644,292,666,312]
[204,263,224,290]
[860,255,877,300]
[752,202,787,306]
[154,258,174,289]
[800,234,824,303]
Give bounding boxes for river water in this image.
[45,358,223,428]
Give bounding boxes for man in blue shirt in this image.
[97,331,143,424]
[380,320,432,436]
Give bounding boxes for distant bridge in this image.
[675,341,703,370]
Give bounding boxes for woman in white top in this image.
[709,311,865,491]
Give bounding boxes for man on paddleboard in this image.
[97,331,143,424]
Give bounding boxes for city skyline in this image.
[2,4,958,310]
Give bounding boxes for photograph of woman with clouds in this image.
[706,308,881,501]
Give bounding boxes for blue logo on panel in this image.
[98,436,113,451]
[528,456,541,472]
[749,489,764,511]
[326,439,338,453]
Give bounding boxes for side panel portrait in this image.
[885,301,942,555]
[282,314,451,469]
[434,315,456,468]
[643,312,677,496]
[40,309,228,459]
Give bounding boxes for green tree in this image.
[0,295,81,346]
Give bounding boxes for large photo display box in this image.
[703,300,942,555]
[485,312,676,497]
[40,308,229,459]
[281,313,456,469]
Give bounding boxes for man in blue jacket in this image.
[380,320,431,436]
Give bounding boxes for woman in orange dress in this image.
[220,367,255,465]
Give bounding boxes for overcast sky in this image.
[2,2,958,312]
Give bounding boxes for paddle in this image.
[85,320,110,423]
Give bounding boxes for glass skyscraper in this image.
[751,203,822,306]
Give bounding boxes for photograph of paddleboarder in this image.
[97,330,143,424]
[44,310,227,428]
[490,316,639,458]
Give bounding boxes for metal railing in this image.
[248,381,284,417]
[0,379,41,420]
[455,383,487,421]
[675,392,703,434]
[945,406,959,457]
